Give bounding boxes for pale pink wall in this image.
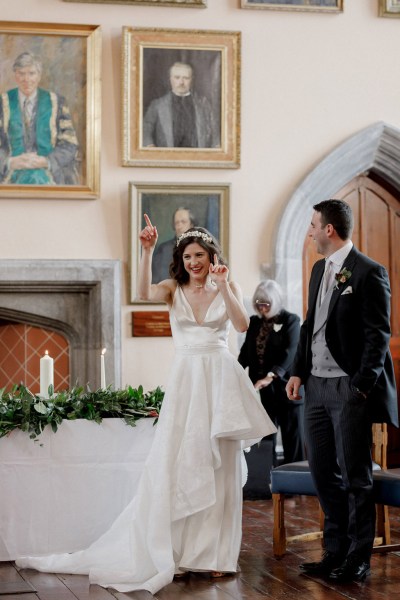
[1,0,400,390]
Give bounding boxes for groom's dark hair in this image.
[313,199,353,240]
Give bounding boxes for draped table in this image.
[0,418,156,561]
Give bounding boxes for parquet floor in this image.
[2,496,400,600]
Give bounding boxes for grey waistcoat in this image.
[310,280,347,378]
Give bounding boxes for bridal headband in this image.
[176,231,213,247]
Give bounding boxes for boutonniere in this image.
[273,323,283,333]
[334,267,352,290]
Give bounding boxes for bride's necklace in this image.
[188,281,205,290]
[189,276,208,290]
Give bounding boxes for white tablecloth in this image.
[0,418,156,561]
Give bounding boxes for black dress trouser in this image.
[304,375,375,560]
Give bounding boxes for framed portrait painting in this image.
[64,0,206,5]
[379,0,400,17]
[241,0,343,11]
[0,21,101,199]
[129,182,230,303]
[122,28,241,169]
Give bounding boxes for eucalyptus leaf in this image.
[34,401,48,415]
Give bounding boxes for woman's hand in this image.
[209,254,229,286]
[254,377,274,391]
[139,213,158,251]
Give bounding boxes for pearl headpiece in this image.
[176,230,213,247]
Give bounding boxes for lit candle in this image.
[40,350,54,398]
[101,348,106,389]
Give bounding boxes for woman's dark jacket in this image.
[238,309,300,389]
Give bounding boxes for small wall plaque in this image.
[132,311,172,337]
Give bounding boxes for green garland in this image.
[0,384,164,441]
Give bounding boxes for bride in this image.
[16,215,276,594]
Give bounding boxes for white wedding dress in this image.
[17,287,276,594]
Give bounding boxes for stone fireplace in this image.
[0,260,121,390]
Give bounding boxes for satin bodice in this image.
[169,286,230,351]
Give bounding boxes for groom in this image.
[286,199,398,582]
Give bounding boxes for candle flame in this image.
[45,350,49,356]
[102,348,106,355]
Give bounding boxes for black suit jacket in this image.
[292,246,398,426]
[142,92,219,148]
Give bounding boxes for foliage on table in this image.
[0,384,164,440]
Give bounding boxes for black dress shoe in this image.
[329,554,371,582]
[299,551,344,575]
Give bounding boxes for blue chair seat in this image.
[373,468,400,507]
[270,460,382,496]
[270,461,316,496]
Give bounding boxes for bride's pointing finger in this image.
[144,213,154,229]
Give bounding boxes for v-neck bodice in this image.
[170,286,230,351]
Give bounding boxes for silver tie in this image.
[321,259,333,302]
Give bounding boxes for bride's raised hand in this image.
[209,253,229,285]
[139,213,158,251]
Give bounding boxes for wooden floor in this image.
[3,496,400,600]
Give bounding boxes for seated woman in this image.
[239,280,304,473]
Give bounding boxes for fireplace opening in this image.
[0,321,70,393]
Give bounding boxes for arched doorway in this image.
[274,122,400,317]
[274,123,400,466]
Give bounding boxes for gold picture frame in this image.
[64,0,206,5]
[122,28,241,169]
[379,0,400,17]
[0,21,101,199]
[241,0,343,11]
[129,182,230,303]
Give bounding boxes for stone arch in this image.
[274,122,400,317]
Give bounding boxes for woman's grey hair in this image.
[13,52,42,75]
[252,279,284,319]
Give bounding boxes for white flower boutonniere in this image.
[334,267,352,290]
[273,323,283,333]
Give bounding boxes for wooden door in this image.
[302,176,400,467]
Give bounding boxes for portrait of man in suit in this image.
[286,199,398,583]
[142,52,221,150]
[0,51,79,185]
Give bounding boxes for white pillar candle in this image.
[40,351,54,398]
[101,348,106,389]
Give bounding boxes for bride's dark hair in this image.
[169,227,226,285]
